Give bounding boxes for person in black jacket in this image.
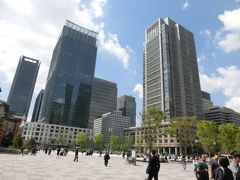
[215,157,234,180]
[104,152,110,167]
[73,148,79,162]
[146,149,160,180]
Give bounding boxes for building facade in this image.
[201,91,213,113]
[93,111,130,145]
[117,95,136,127]
[31,90,44,122]
[22,122,92,145]
[204,106,240,126]
[124,123,182,155]
[143,17,203,119]
[7,56,40,118]
[88,77,117,129]
[39,20,98,128]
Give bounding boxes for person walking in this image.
[19,146,24,156]
[48,147,52,155]
[104,152,110,167]
[182,155,187,170]
[208,152,221,180]
[229,152,240,180]
[73,148,79,162]
[56,147,61,159]
[99,150,102,157]
[122,151,126,159]
[215,157,234,180]
[146,149,160,180]
[195,154,209,180]
[45,147,48,155]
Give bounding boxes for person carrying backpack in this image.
[194,154,209,180]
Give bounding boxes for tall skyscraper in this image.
[7,56,40,117]
[143,18,203,119]
[39,20,98,128]
[31,89,44,122]
[117,95,136,127]
[88,77,117,129]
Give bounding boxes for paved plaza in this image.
[0,151,195,180]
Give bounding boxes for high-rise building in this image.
[88,77,117,129]
[143,17,203,119]
[39,20,98,128]
[117,95,136,127]
[31,90,44,122]
[7,56,40,118]
[201,91,213,113]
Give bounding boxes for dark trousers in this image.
[74,155,78,162]
[104,160,108,166]
[148,173,158,180]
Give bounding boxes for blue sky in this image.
[0,0,240,123]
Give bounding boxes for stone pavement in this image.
[0,151,196,180]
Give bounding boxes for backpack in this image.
[194,163,200,179]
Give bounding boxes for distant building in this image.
[88,77,117,129]
[22,122,92,145]
[31,90,44,122]
[117,95,136,127]
[204,106,240,126]
[201,91,213,113]
[39,20,98,128]
[93,111,130,145]
[143,17,203,119]
[7,56,40,118]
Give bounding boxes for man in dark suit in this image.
[146,149,160,180]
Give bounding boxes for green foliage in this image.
[196,120,218,154]
[218,123,240,153]
[142,108,164,151]
[57,133,66,145]
[49,138,57,145]
[167,116,198,154]
[76,132,88,149]
[25,138,36,150]
[2,131,14,147]
[110,135,120,151]
[12,134,23,149]
[93,134,103,150]
[123,135,133,151]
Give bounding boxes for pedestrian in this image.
[182,155,187,170]
[122,151,126,159]
[99,150,102,157]
[56,147,61,159]
[74,148,79,162]
[48,147,52,155]
[208,152,221,180]
[104,152,110,167]
[194,154,209,180]
[229,152,240,180]
[146,149,160,180]
[215,157,234,180]
[45,147,48,154]
[19,146,24,156]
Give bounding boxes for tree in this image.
[57,133,66,145]
[76,132,87,150]
[167,116,198,155]
[196,120,218,155]
[123,135,133,151]
[25,138,36,150]
[49,138,57,145]
[218,123,239,154]
[142,108,164,152]
[110,135,120,152]
[2,131,14,147]
[13,133,23,149]
[93,134,103,150]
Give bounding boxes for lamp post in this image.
[108,128,113,152]
[195,139,199,158]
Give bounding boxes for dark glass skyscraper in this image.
[7,56,40,117]
[39,20,98,128]
[31,89,44,122]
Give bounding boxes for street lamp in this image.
[108,128,113,152]
[195,139,199,158]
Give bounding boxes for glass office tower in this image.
[143,18,203,119]
[39,20,98,128]
[7,56,40,117]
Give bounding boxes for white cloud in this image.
[181,0,190,10]
[216,8,240,52]
[200,66,240,112]
[200,29,211,38]
[133,83,143,99]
